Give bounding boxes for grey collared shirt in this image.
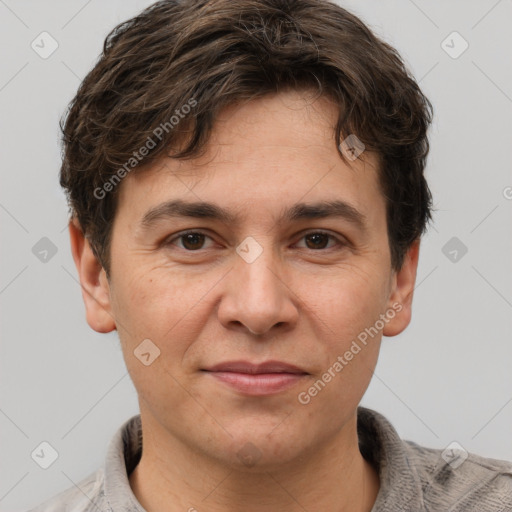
[28,407,512,511]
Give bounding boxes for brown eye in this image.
[167,231,213,251]
[304,233,331,250]
[180,233,206,250]
[295,231,341,251]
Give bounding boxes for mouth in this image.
[201,360,309,396]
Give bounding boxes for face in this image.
[72,90,418,469]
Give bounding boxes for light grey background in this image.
[1,0,511,510]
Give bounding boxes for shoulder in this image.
[404,440,512,511]
[26,468,107,512]
[27,414,143,512]
[357,407,512,511]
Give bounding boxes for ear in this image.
[383,239,420,337]
[69,218,116,333]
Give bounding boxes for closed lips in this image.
[202,360,309,374]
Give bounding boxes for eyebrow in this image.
[140,199,367,231]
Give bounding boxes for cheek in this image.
[110,268,216,374]
[113,267,196,328]
[110,271,200,410]
[300,344,379,432]
[312,265,391,342]
[297,273,385,415]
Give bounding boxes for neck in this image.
[129,411,380,512]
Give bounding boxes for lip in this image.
[202,360,309,396]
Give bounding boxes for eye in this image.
[165,230,344,252]
[294,231,343,250]
[166,231,215,251]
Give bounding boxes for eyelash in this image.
[165,230,346,252]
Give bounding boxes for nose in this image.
[217,243,299,337]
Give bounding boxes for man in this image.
[30,0,512,510]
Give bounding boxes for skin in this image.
[70,89,420,512]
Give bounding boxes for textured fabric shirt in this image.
[28,407,512,511]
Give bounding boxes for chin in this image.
[207,418,306,469]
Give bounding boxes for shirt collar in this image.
[103,414,145,511]
[102,407,425,511]
[358,406,426,511]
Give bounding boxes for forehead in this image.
[115,90,384,229]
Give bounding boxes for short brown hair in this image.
[60,0,433,274]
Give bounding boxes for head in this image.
[64,0,433,470]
